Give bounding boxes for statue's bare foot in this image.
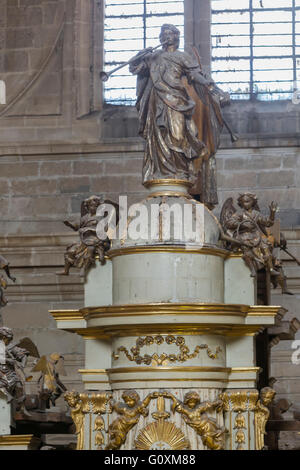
[56,271,69,276]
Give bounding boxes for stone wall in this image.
[0,0,300,423]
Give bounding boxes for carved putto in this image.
[166,391,225,450]
[57,195,118,278]
[106,390,153,450]
[254,387,276,450]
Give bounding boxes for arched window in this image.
[211,0,300,100]
[104,0,184,105]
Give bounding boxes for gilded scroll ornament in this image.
[64,391,111,450]
[254,387,276,450]
[90,393,112,450]
[135,395,190,450]
[234,412,246,430]
[164,391,225,450]
[220,390,259,412]
[106,391,154,450]
[112,335,222,366]
[234,412,247,451]
[235,430,246,450]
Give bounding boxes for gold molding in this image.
[230,367,261,373]
[50,309,84,321]
[227,252,244,259]
[108,245,228,259]
[81,303,249,318]
[143,178,193,189]
[248,306,281,317]
[0,435,37,446]
[107,366,231,373]
[109,378,256,384]
[145,191,191,198]
[59,324,266,339]
[78,369,107,374]
[109,378,228,383]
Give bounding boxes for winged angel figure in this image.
[0,327,39,413]
[32,353,67,408]
[57,195,119,278]
[220,193,279,278]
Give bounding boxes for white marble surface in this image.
[84,259,112,307]
[112,252,224,304]
[0,394,11,436]
[224,256,256,305]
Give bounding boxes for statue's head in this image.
[237,193,259,211]
[82,195,102,216]
[0,326,13,345]
[122,390,139,408]
[260,387,276,406]
[64,390,80,408]
[184,391,200,409]
[50,352,61,363]
[159,24,180,50]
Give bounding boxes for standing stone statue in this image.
[0,255,16,319]
[0,327,39,414]
[129,23,236,207]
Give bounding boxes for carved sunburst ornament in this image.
[135,421,190,450]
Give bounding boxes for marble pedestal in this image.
[51,180,279,450]
[0,394,11,435]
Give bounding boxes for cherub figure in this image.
[31,353,67,409]
[64,391,85,450]
[57,196,118,278]
[106,390,153,450]
[166,391,225,450]
[0,254,16,308]
[254,387,276,450]
[220,193,279,278]
[0,327,39,414]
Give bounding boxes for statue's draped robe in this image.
[130,49,224,206]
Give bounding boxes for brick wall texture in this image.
[0,0,300,421]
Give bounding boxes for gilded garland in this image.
[112,335,222,366]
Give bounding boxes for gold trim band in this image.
[81,303,250,319]
[146,191,191,198]
[108,245,228,259]
[107,366,231,373]
[0,435,36,446]
[144,178,193,189]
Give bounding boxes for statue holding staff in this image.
[101,24,236,208]
[128,24,236,207]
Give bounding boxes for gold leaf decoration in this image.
[112,335,222,366]
[135,420,190,450]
